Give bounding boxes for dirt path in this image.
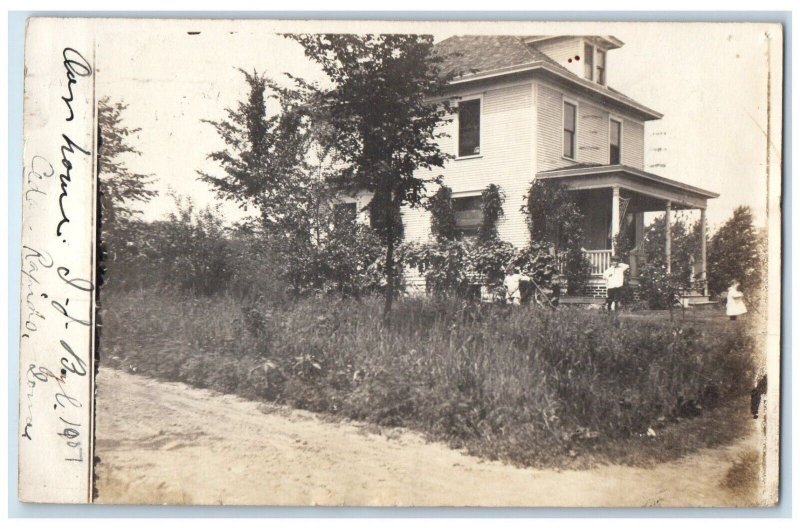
[94,368,763,506]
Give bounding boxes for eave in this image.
[537,164,719,209]
[448,61,663,122]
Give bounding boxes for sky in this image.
[96,20,779,232]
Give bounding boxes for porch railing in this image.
[556,249,613,277]
[584,249,612,276]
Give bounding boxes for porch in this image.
[538,164,719,298]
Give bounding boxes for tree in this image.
[97,97,158,228]
[288,34,456,318]
[197,69,311,237]
[199,70,388,297]
[708,206,764,298]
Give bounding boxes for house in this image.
[392,35,719,300]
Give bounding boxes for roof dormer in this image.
[524,36,623,87]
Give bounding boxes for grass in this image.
[99,287,758,469]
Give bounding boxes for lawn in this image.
[99,288,759,469]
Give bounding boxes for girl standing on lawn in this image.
[726,280,747,320]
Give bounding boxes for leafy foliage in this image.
[97,97,158,227]
[641,213,701,284]
[403,238,556,299]
[637,263,684,310]
[197,69,312,237]
[524,179,590,294]
[287,34,456,315]
[428,185,458,241]
[479,184,504,241]
[708,206,765,298]
[635,213,704,308]
[402,239,473,297]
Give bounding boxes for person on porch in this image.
[603,256,629,312]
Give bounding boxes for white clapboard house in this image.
[338,35,719,300]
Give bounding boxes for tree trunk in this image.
[382,188,402,322]
[383,228,395,320]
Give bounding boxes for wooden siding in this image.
[535,37,584,78]
[403,82,534,248]
[536,82,646,172]
[577,102,610,165]
[536,83,568,172]
[621,119,644,169]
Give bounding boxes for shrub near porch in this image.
[102,289,756,468]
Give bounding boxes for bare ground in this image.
[94,368,765,507]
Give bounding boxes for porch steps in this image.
[679,293,717,307]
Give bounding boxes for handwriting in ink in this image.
[56,134,91,238]
[61,47,93,122]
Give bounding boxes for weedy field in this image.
[99,289,757,469]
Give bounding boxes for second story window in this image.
[458,98,481,157]
[563,101,577,159]
[596,50,606,85]
[584,43,594,80]
[610,119,622,165]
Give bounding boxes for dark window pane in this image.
[563,102,576,158]
[610,120,621,164]
[564,102,576,132]
[564,131,575,158]
[596,50,606,84]
[610,144,620,165]
[458,99,481,157]
[584,43,594,80]
[453,196,482,233]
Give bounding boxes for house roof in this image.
[434,35,663,121]
[537,164,720,205]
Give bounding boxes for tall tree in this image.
[708,206,764,297]
[288,34,455,317]
[97,97,157,228]
[197,69,311,237]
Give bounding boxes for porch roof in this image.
[536,163,719,210]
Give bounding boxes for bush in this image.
[637,262,684,309]
[101,288,756,468]
[102,195,388,302]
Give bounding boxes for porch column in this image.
[611,186,620,255]
[700,207,708,295]
[665,200,672,274]
[634,212,645,248]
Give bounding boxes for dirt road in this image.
[94,368,763,506]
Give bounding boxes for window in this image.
[610,119,621,165]
[563,101,577,159]
[453,195,482,235]
[584,43,594,80]
[596,50,606,85]
[458,98,481,157]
